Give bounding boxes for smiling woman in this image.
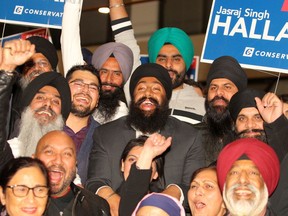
[0,157,49,216]
[188,166,227,216]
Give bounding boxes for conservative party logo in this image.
[14,6,24,15]
[243,47,255,57]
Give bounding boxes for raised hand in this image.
[0,39,35,71]
[255,92,283,124]
[136,133,172,170]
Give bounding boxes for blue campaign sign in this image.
[0,0,64,29]
[202,0,288,74]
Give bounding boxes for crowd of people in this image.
[0,0,288,215]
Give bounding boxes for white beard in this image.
[223,183,269,216]
[18,107,64,156]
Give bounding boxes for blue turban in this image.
[148,27,194,71]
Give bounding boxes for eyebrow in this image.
[71,78,99,86]
[157,54,182,58]
[37,90,61,99]
[41,144,75,152]
[137,80,162,85]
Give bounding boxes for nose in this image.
[239,170,249,184]
[216,87,224,97]
[82,83,89,93]
[245,118,256,129]
[195,186,204,196]
[42,97,52,108]
[52,153,63,165]
[165,58,173,69]
[26,189,36,202]
[102,71,113,84]
[144,87,153,98]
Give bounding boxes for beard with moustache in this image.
[71,93,96,118]
[94,83,124,123]
[223,183,269,216]
[169,68,185,89]
[18,107,64,157]
[204,96,236,163]
[237,129,267,143]
[126,97,170,134]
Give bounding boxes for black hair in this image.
[120,136,166,191]
[66,64,100,85]
[190,165,217,184]
[0,157,49,191]
[278,94,288,103]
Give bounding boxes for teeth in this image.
[38,111,52,116]
[235,189,252,195]
[195,202,206,209]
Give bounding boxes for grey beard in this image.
[18,108,64,156]
[19,76,30,90]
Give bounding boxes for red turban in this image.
[217,138,280,196]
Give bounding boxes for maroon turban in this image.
[217,138,280,196]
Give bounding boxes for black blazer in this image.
[86,116,205,194]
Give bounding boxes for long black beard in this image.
[204,97,235,164]
[126,98,170,134]
[97,87,124,121]
[205,97,234,137]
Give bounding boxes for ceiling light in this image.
[98,7,110,14]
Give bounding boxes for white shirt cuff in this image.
[166,184,184,204]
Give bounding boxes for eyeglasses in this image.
[6,185,49,198]
[24,60,50,70]
[69,80,100,93]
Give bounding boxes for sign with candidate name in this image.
[201,0,288,74]
[0,0,64,29]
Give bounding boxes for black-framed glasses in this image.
[69,80,100,93]
[6,185,49,198]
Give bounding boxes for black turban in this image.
[206,56,247,91]
[27,36,58,70]
[229,88,266,121]
[129,63,172,100]
[21,72,71,120]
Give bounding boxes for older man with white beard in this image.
[7,72,71,157]
[217,138,280,216]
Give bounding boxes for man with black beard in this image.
[199,55,248,165]
[64,64,101,184]
[8,72,71,158]
[34,130,110,216]
[86,63,205,215]
[229,88,288,161]
[91,42,134,124]
[147,27,205,124]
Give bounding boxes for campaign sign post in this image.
[201,0,288,74]
[0,0,64,29]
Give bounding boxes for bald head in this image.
[36,130,76,155]
[34,130,77,197]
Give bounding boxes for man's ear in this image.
[121,160,124,172]
[0,186,6,206]
[31,153,35,158]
